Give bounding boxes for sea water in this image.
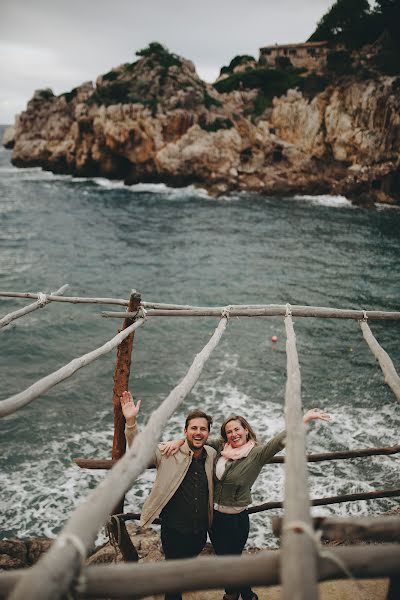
[0,128,399,547]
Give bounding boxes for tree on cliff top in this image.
[309,0,400,50]
[309,0,373,48]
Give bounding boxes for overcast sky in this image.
[0,0,334,124]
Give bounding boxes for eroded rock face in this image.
[270,76,400,204]
[2,126,15,149]
[7,44,400,205]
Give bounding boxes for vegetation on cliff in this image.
[310,0,400,74]
[219,55,256,77]
[6,3,400,206]
[85,42,209,112]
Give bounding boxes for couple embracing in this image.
[121,391,330,600]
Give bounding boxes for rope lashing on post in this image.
[221,305,232,319]
[283,520,363,598]
[36,292,48,307]
[56,533,86,562]
[56,533,87,599]
[359,310,368,322]
[285,303,292,317]
[136,306,148,322]
[106,515,122,562]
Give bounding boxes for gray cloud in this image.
[0,0,334,123]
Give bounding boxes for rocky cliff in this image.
[4,43,400,204]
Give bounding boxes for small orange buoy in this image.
[271,335,278,343]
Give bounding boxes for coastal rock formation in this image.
[2,126,15,149]
[5,42,400,204]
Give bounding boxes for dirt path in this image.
[149,578,389,600]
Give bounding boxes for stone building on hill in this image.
[259,41,329,72]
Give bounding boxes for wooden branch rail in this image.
[102,305,400,320]
[360,319,400,401]
[0,318,145,419]
[2,545,400,599]
[272,516,400,542]
[247,486,400,514]
[140,302,304,310]
[282,312,318,600]
[0,284,69,329]
[0,291,129,305]
[115,487,400,523]
[73,444,400,470]
[8,316,228,600]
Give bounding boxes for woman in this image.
[162,407,330,600]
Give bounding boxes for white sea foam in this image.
[0,166,73,182]
[91,178,211,199]
[2,349,399,548]
[375,202,400,211]
[293,194,353,208]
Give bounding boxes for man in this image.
[120,390,216,600]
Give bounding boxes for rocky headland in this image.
[3,41,400,205]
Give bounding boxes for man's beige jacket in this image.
[126,425,216,528]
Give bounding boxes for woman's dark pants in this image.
[211,510,254,600]
[161,524,207,600]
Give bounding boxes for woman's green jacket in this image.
[207,431,285,508]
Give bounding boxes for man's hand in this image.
[120,390,141,425]
[303,408,331,424]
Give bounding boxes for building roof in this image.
[260,41,328,51]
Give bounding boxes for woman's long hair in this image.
[219,415,258,445]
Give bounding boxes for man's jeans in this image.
[161,524,207,600]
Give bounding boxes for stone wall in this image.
[260,42,328,72]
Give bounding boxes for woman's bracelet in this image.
[126,422,137,430]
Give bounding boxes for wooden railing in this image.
[1,288,399,599]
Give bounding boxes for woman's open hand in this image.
[303,408,331,424]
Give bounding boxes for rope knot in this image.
[285,303,292,317]
[36,292,48,307]
[221,305,232,319]
[56,533,86,564]
[138,306,148,322]
[106,515,122,563]
[283,520,363,597]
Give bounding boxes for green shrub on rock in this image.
[327,50,354,75]
[219,54,255,76]
[59,87,79,103]
[373,49,400,76]
[203,90,222,108]
[87,81,131,106]
[136,42,182,69]
[214,67,303,116]
[198,117,234,132]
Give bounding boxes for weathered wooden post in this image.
[110,289,141,561]
[112,289,141,501]
[281,310,319,600]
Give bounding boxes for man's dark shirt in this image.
[160,451,208,534]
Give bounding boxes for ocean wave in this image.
[0,166,73,182]
[91,178,211,199]
[375,202,400,211]
[293,194,353,208]
[1,377,399,546]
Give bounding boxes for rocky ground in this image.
[1,518,395,599]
